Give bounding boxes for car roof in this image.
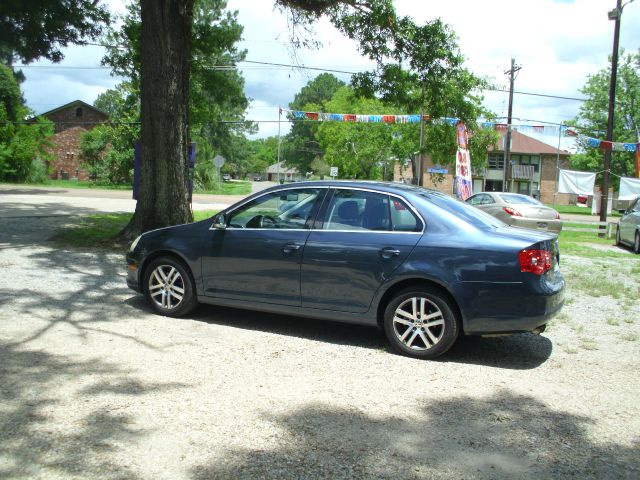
[259,180,444,197]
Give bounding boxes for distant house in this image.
[39,100,109,180]
[266,161,301,182]
[398,130,572,204]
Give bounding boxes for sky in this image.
[18,0,640,150]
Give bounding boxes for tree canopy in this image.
[0,64,52,182]
[88,0,251,192]
[0,0,110,63]
[569,49,640,184]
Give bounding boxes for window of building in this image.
[487,153,504,169]
[514,155,540,172]
[75,107,83,117]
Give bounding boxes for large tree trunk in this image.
[123,0,194,240]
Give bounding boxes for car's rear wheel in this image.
[634,232,640,254]
[383,287,459,359]
[144,256,198,317]
[616,226,622,246]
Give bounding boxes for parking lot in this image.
[0,189,639,479]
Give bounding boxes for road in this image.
[0,182,275,218]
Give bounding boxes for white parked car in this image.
[617,196,640,253]
[466,192,562,234]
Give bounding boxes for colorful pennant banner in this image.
[289,109,429,124]
[577,135,638,153]
[286,109,640,154]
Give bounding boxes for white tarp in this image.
[557,169,596,196]
[619,176,640,200]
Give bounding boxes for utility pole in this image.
[417,83,426,186]
[503,57,521,192]
[600,0,628,222]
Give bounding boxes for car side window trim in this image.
[315,186,425,234]
[211,184,425,234]
[210,186,329,231]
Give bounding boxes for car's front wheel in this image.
[383,287,459,359]
[144,256,198,317]
[635,232,640,254]
[616,226,622,246]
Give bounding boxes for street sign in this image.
[213,155,226,168]
[330,166,338,177]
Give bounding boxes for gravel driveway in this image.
[1,210,639,479]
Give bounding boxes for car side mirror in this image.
[212,213,227,229]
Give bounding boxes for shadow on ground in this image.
[0,341,185,479]
[190,392,640,480]
[191,304,552,370]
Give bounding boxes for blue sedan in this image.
[126,181,564,359]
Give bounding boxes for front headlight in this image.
[129,234,142,252]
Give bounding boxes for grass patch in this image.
[52,213,131,249]
[548,204,620,217]
[5,179,131,190]
[196,180,251,196]
[570,322,585,334]
[52,210,219,250]
[579,337,598,350]
[3,179,252,196]
[621,333,638,342]
[607,318,620,326]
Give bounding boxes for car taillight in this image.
[555,212,561,220]
[503,206,522,216]
[519,249,552,275]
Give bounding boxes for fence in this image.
[563,220,617,238]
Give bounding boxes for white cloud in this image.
[19,0,640,142]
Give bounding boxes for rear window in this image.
[500,194,541,205]
[423,193,505,229]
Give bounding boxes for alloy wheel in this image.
[392,296,445,351]
[148,264,185,310]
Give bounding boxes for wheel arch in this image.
[140,250,197,296]
[375,278,464,333]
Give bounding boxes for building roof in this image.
[266,161,298,174]
[38,99,109,119]
[490,130,570,156]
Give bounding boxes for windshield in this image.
[422,193,505,229]
[500,193,541,205]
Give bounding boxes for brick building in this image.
[40,100,109,180]
[396,130,572,205]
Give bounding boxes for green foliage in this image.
[285,74,345,175]
[569,50,640,187]
[103,0,250,137]
[80,82,140,185]
[0,64,53,182]
[279,1,495,178]
[98,0,251,185]
[0,0,109,63]
[314,86,395,179]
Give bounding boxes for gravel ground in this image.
[0,215,639,480]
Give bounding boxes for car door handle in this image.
[379,247,401,259]
[282,243,302,255]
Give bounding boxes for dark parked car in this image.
[127,181,564,359]
[616,196,640,253]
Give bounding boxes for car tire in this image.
[383,287,460,359]
[634,232,640,254]
[144,256,198,317]
[616,226,622,246]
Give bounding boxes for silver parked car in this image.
[616,196,640,253]
[466,192,563,234]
